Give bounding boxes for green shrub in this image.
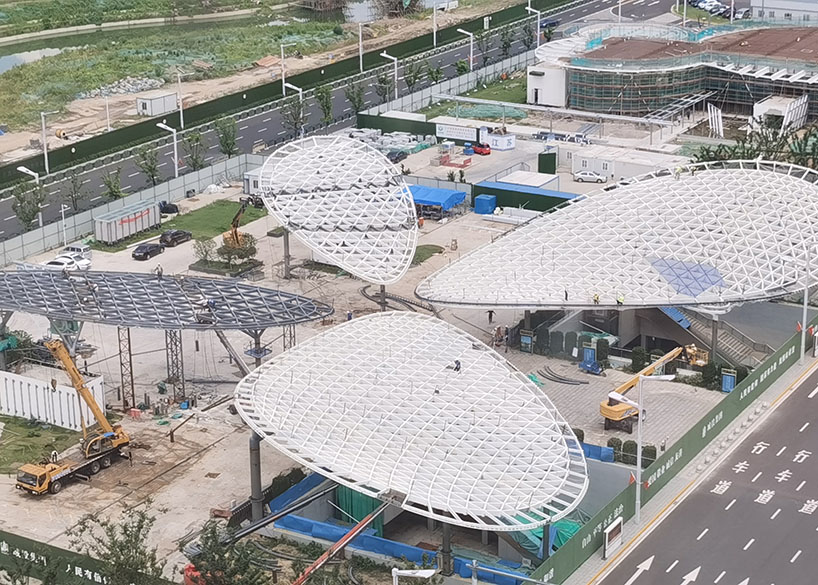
[578,334,592,357]
[572,427,584,443]
[549,330,563,356]
[631,346,648,372]
[534,328,549,354]
[642,444,657,468]
[702,362,719,388]
[622,440,638,466]
[736,365,749,383]
[607,437,623,462]
[564,331,578,357]
[333,24,344,35]
[597,338,610,361]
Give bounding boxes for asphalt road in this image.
[1,0,681,243]
[599,363,818,585]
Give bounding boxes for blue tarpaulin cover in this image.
[409,185,467,211]
[475,182,579,199]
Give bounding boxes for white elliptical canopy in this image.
[235,312,588,530]
[417,160,818,311]
[258,136,418,284]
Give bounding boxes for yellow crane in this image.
[15,340,130,496]
[599,346,683,433]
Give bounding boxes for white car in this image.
[42,254,91,271]
[573,170,607,183]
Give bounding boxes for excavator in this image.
[15,339,130,496]
[599,346,683,433]
[222,197,257,248]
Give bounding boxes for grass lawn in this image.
[412,244,444,266]
[419,76,527,120]
[91,199,267,253]
[0,414,80,474]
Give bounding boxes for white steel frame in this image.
[234,312,588,530]
[417,160,818,310]
[258,136,418,285]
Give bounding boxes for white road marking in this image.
[647,0,660,4]
[632,0,645,4]
[752,471,762,482]
[666,560,679,572]
[277,130,286,136]
[90,196,101,202]
[797,480,806,491]
[97,184,104,188]
[791,550,802,563]
[725,498,736,510]
[40,203,49,208]
[713,570,725,583]
[800,422,810,432]
[239,125,249,130]
[343,107,352,112]
[808,386,818,398]
[158,162,168,167]
[743,538,754,550]
[3,216,16,221]
[209,144,219,150]
[122,185,131,191]
[81,179,91,185]
[205,156,213,162]
[771,508,781,519]
[237,135,244,140]
[263,117,272,122]
[776,446,787,456]
[696,528,708,541]
[128,172,139,178]
[258,127,267,133]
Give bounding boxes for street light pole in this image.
[433,0,438,47]
[16,166,43,228]
[456,29,474,71]
[281,42,297,96]
[60,204,69,246]
[176,69,186,129]
[380,52,399,100]
[801,246,813,364]
[359,23,365,72]
[40,110,57,175]
[525,7,542,47]
[105,96,112,132]
[156,123,179,179]
[635,375,644,523]
[284,83,305,139]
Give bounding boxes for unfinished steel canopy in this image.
[234,312,588,530]
[0,270,332,330]
[257,136,418,285]
[417,160,818,311]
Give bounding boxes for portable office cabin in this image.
[136,91,178,117]
[94,201,160,244]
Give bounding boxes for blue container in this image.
[180,401,189,410]
[474,194,497,214]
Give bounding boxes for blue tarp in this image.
[580,442,615,463]
[660,306,691,329]
[409,185,467,211]
[475,182,579,200]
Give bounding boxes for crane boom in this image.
[45,339,114,435]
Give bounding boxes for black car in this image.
[132,243,165,260]
[159,229,192,247]
[386,151,408,164]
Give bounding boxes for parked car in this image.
[41,256,89,271]
[573,170,607,183]
[132,243,165,260]
[53,253,92,271]
[159,229,192,247]
[386,151,408,164]
[735,7,750,18]
[60,243,92,260]
[540,18,560,29]
[473,143,491,155]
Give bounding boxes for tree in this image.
[521,21,535,50]
[187,521,266,585]
[455,59,470,75]
[1,554,33,585]
[135,146,161,186]
[65,170,86,211]
[11,182,46,230]
[234,233,257,263]
[67,507,165,585]
[476,31,492,67]
[630,346,648,372]
[500,27,514,58]
[102,168,124,200]
[193,237,217,265]
[344,82,365,113]
[543,26,555,42]
[183,131,207,171]
[403,61,424,93]
[281,95,307,139]
[314,84,334,130]
[217,244,239,267]
[426,61,443,84]
[215,117,239,157]
[375,73,393,104]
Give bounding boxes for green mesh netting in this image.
[447,105,527,120]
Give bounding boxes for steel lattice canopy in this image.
[234,312,588,530]
[0,270,332,330]
[417,160,818,311]
[258,136,418,285]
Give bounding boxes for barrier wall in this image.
[0,369,105,432]
[530,318,817,584]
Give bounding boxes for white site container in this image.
[136,91,178,117]
[94,200,160,244]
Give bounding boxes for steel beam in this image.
[283,323,296,351]
[118,326,135,410]
[165,329,185,400]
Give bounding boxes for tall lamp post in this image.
[156,123,179,179]
[800,245,816,364]
[432,0,439,47]
[40,110,58,175]
[281,42,297,96]
[380,52,399,100]
[16,166,44,228]
[59,204,70,246]
[175,69,194,129]
[525,6,542,47]
[284,83,305,139]
[456,29,474,71]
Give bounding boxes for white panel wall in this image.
[527,65,567,107]
[0,370,106,432]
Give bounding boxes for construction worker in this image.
[593,293,600,305]
[155,264,164,280]
[487,309,495,324]
[616,293,624,306]
[347,310,353,321]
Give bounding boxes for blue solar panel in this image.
[651,258,725,298]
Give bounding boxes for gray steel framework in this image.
[165,329,185,400]
[118,326,135,409]
[0,271,333,330]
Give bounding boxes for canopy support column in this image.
[0,310,14,371]
[165,329,185,401]
[380,285,387,312]
[283,230,291,279]
[283,323,296,351]
[118,326,135,410]
[250,431,264,522]
[524,310,532,330]
[710,314,719,363]
[441,523,454,576]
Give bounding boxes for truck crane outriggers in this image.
[15,339,130,495]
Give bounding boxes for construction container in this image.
[94,201,160,245]
[136,91,178,117]
[474,195,497,214]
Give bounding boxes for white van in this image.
[60,244,92,260]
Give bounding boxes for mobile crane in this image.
[15,340,130,496]
[599,346,683,433]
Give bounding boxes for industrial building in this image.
[750,0,818,21]
[527,22,818,120]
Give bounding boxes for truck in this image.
[15,340,130,496]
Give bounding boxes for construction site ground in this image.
[0,180,724,576]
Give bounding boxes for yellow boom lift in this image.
[599,346,683,433]
[15,340,130,495]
